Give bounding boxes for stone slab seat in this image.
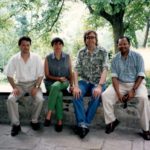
[0,90,150,129]
[0,90,91,125]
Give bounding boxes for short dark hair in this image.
[18,36,32,46]
[51,37,64,47]
[117,36,130,45]
[83,30,98,46]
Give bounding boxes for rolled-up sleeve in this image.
[137,54,145,77]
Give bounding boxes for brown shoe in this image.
[105,119,120,134]
[142,131,150,140]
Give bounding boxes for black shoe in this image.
[105,119,120,134]
[142,130,150,140]
[73,126,80,135]
[30,122,41,130]
[11,125,21,136]
[55,124,63,132]
[78,127,89,139]
[44,119,51,127]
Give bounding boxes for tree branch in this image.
[1,7,23,22]
[123,22,130,33]
[143,17,150,47]
[86,3,113,24]
[99,9,113,24]
[37,0,65,38]
[87,5,94,14]
[27,0,65,37]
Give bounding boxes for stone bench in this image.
[0,90,150,129]
[0,90,89,125]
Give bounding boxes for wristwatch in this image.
[97,83,103,87]
[35,85,40,88]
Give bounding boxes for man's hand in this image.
[59,77,67,82]
[117,93,125,103]
[31,87,39,97]
[127,89,135,100]
[73,86,81,99]
[12,87,20,96]
[93,86,102,98]
[122,94,129,102]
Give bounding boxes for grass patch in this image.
[146,71,150,88]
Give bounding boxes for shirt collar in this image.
[18,52,32,60]
[52,52,65,59]
[118,50,131,58]
[85,46,98,55]
[128,50,132,57]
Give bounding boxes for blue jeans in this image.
[72,80,105,127]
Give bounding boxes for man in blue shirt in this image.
[102,36,150,140]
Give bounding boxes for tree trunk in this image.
[143,18,150,48]
[112,18,124,53]
[86,3,125,53]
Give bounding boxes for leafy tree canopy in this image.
[81,0,150,51]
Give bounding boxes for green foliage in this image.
[72,38,83,56]
[124,0,150,47]
[85,14,107,29]
[0,27,18,66]
[146,77,150,88]
[0,0,66,67]
[0,0,65,36]
[81,0,150,49]
[0,0,150,68]
[146,71,150,88]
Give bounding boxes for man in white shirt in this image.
[4,36,44,136]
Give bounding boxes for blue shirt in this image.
[111,50,145,83]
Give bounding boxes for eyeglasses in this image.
[86,36,96,39]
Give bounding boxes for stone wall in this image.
[0,93,146,129]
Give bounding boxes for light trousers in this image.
[102,80,150,131]
[7,81,44,125]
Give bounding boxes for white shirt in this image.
[4,52,44,82]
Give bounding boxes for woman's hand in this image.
[59,77,67,82]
